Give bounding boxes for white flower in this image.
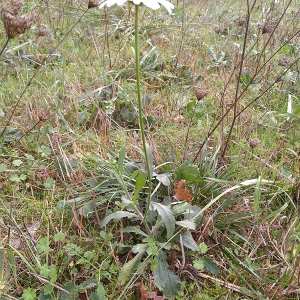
[99,0,174,14]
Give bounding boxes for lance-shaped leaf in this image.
[175,220,196,230]
[181,232,199,252]
[132,171,147,204]
[119,247,147,286]
[151,202,175,239]
[101,211,140,227]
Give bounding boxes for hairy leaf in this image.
[101,211,140,227]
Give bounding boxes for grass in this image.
[0,0,300,299]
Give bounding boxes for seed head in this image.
[1,0,38,39]
[37,26,47,37]
[194,88,209,101]
[88,0,100,8]
[249,137,260,149]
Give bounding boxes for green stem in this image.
[134,5,152,233]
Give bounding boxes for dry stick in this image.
[230,140,293,183]
[220,0,252,159]
[0,9,89,139]
[193,27,300,163]
[195,271,247,295]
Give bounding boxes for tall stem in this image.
[134,5,152,231]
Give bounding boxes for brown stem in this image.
[0,37,10,57]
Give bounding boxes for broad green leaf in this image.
[61,282,79,300]
[171,201,190,216]
[153,251,181,297]
[9,174,21,182]
[119,248,146,285]
[181,232,199,251]
[90,284,106,300]
[202,257,219,274]
[176,220,196,230]
[132,171,147,204]
[101,211,139,227]
[151,202,175,239]
[78,279,98,291]
[175,161,199,182]
[44,177,55,189]
[254,176,262,221]
[36,237,51,254]
[0,163,9,172]
[38,146,51,158]
[117,146,127,172]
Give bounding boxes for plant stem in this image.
[0,38,10,57]
[134,5,152,233]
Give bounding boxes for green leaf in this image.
[55,157,78,174]
[155,173,170,186]
[153,251,181,297]
[54,232,65,242]
[101,211,139,227]
[146,143,154,177]
[132,171,147,204]
[202,257,219,274]
[12,159,23,167]
[44,177,55,189]
[193,259,204,270]
[22,288,36,300]
[38,146,51,158]
[78,203,95,218]
[151,202,175,239]
[78,279,98,291]
[0,163,8,172]
[198,242,208,254]
[90,284,106,300]
[36,237,51,254]
[254,176,262,221]
[176,220,196,230]
[119,248,146,285]
[64,243,83,256]
[181,232,199,251]
[171,201,190,216]
[175,161,199,182]
[61,282,79,300]
[9,174,21,182]
[117,146,127,172]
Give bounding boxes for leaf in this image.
[181,232,199,251]
[254,176,262,221]
[38,146,51,158]
[61,282,79,300]
[146,144,154,178]
[173,180,193,203]
[0,163,9,172]
[119,248,146,285]
[9,174,21,182]
[22,288,36,300]
[55,157,78,174]
[150,202,175,239]
[36,237,51,254]
[198,242,208,254]
[175,161,199,182]
[78,279,98,291]
[12,159,23,167]
[118,146,127,172]
[153,251,181,297]
[54,232,65,242]
[140,280,166,300]
[101,211,140,227]
[176,220,196,230]
[90,284,106,300]
[155,173,170,186]
[202,257,219,274]
[78,203,95,218]
[44,177,55,189]
[132,171,147,204]
[193,259,204,270]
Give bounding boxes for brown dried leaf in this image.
[174,179,193,204]
[140,280,166,300]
